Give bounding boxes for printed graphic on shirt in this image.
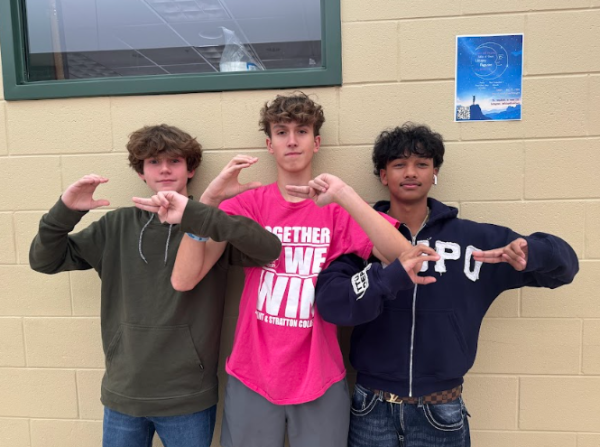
[255,226,331,329]
[352,264,372,300]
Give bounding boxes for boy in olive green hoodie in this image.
[29,124,281,447]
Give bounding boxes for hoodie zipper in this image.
[403,219,428,397]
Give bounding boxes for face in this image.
[138,155,194,195]
[266,121,321,174]
[380,155,438,205]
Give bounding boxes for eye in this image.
[148,159,158,164]
[171,158,181,163]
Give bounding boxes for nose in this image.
[404,162,417,177]
[159,160,171,173]
[287,133,298,147]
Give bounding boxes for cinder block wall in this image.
[1,1,599,446]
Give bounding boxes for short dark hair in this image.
[127,124,202,175]
[259,92,325,137]
[372,122,445,177]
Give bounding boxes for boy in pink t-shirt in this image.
[167,93,437,447]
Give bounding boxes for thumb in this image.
[240,181,262,193]
[90,199,110,209]
[413,275,437,285]
[157,205,169,223]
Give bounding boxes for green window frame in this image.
[0,0,341,101]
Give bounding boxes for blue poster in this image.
[455,34,523,122]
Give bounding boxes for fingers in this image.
[502,252,526,271]
[224,155,258,173]
[472,248,504,260]
[473,246,526,269]
[285,185,311,197]
[72,174,108,191]
[310,177,329,192]
[510,238,527,260]
[132,197,161,213]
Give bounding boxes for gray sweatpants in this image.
[221,375,350,447]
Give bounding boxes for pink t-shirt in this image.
[219,183,385,404]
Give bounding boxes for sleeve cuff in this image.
[377,258,414,298]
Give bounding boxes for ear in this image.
[266,137,274,154]
[137,171,146,182]
[313,135,321,154]
[379,168,388,186]
[187,169,196,180]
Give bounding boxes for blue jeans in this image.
[348,384,470,447]
[102,406,216,447]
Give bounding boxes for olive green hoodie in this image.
[30,198,281,417]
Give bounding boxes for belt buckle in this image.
[387,392,403,404]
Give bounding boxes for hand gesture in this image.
[132,191,187,224]
[201,155,262,206]
[472,238,528,271]
[61,174,110,211]
[399,244,440,285]
[286,173,348,207]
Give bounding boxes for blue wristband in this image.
[186,233,209,242]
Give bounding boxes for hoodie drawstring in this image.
[139,214,154,264]
[139,213,175,265]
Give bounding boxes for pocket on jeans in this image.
[350,383,379,417]
[422,397,465,431]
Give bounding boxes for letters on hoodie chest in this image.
[414,238,483,282]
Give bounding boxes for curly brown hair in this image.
[259,92,325,137]
[127,124,202,175]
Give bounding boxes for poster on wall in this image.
[455,34,523,122]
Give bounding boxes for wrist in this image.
[199,191,221,207]
[186,233,209,242]
[335,184,357,207]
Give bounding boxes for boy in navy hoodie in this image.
[314,123,579,447]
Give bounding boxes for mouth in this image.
[400,182,421,188]
[157,179,175,184]
[285,152,302,157]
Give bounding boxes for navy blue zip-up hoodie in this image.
[315,198,578,398]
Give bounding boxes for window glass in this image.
[24,0,322,81]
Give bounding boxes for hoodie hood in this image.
[373,197,458,228]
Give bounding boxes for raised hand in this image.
[399,244,440,285]
[61,174,110,211]
[132,191,188,224]
[200,155,262,206]
[472,238,528,271]
[286,173,349,207]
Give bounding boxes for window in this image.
[0,0,341,100]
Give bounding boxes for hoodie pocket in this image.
[104,324,205,400]
[414,311,469,380]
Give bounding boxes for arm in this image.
[286,174,413,263]
[473,231,579,289]
[133,156,281,291]
[30,175,110,273]
[316,244,439,325]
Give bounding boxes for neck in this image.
[276,167,313,203]
[388,198,429,236]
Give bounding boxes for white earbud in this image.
[433,175,438,185]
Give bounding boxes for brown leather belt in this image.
[370,385,462,405]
